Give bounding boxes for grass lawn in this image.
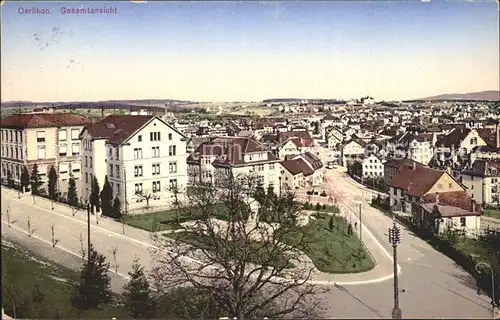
[1,241,128,319]
[125,203,249,232]
[484,208,500,220]
[165,232,294,269]
[283,216,375,273]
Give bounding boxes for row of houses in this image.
[0,113,325,213]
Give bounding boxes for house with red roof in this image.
[389,163,482,236]
[80,115,188,212]
[187,136,281,193]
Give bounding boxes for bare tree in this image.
[110,245,119,276]
[137,189,154,209]
[150,171,326,319]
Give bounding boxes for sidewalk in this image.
[1,186,396,286]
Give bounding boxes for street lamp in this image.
[476,262,497,318]
[388,219,402,319]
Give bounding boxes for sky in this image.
[1,0,499,102]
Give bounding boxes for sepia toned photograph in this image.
[1,0,499,319]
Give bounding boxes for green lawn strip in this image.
[282,216,375,274]
[164,232,294,269]
[1,243,128,319]
[484,208,500,220]
[125,203,247,232]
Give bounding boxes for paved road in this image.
[1,181,495,319]
[317,166,494,319]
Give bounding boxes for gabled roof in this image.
[1,113,91,129]
[462,159,500,177]
[436,128,471,148]
[477,128,498,148]
[421,191,482,217]
[389,166,447,197]
[277,130,312,143]
[289,137,314,148]
[300,151,323,170]
[280,158,314,176]
[82,115,154,142]
[384,158,426,170]
[322,113,340,121]
[187,136,278,166]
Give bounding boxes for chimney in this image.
[436,192,439,204]
[471,199,475,213]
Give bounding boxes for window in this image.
[70,129,79,140]
[135,183,143,195]
[15,148,18,159]
[37,145,46,159]
[460,217,466,227]
[109,164,113,177]
[116,183,121,196]
[89,157,93,168]
[19,147,23,160]
[169,145,176,156]
[134,148,142,159]
[257,164,264,171]
[109,147,113,158]
[59,144,67,157]
[85,156,88,167]
[150,132,161,141]
[152,146,160,158]
[168,133,173,140]
[58,129,67,141]
[393,188,397,195]
[72,143,80,156]
[90,173,93,182]
[470,137,478,145]
[134,165,143,177]
[169,179,178,189]
[115,148,119,160]
[270,163,275,170]
[169,162,177,173]
[37,131,45,143]
[138,135,142,142]
[115,165,120,178]
[152,181,161,192]
[85,173,88,183]
[152,163,160,175]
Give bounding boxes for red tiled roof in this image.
[1,113,91,129]
[389,166,445,197]
[281,158,314,176]
[278,130,312,143]
[82,115,154,144]
[289,137,314,148]
[421,191,481,214]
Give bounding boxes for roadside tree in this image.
[150,171,325,319]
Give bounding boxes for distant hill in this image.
[0,99,195,109]
[418,90,500,101]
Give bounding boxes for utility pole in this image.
[124,166,128,216]
[87,202,91,261]
[389,218,402,319]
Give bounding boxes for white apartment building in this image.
[386,132,435,165]
[1,113,90,193]
[187,136,281,193]
[80,115,188,213]
[461,159,500,205]
[361,155,384,178]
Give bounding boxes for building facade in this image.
[80,115,188,213]
[1,113,90,194]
